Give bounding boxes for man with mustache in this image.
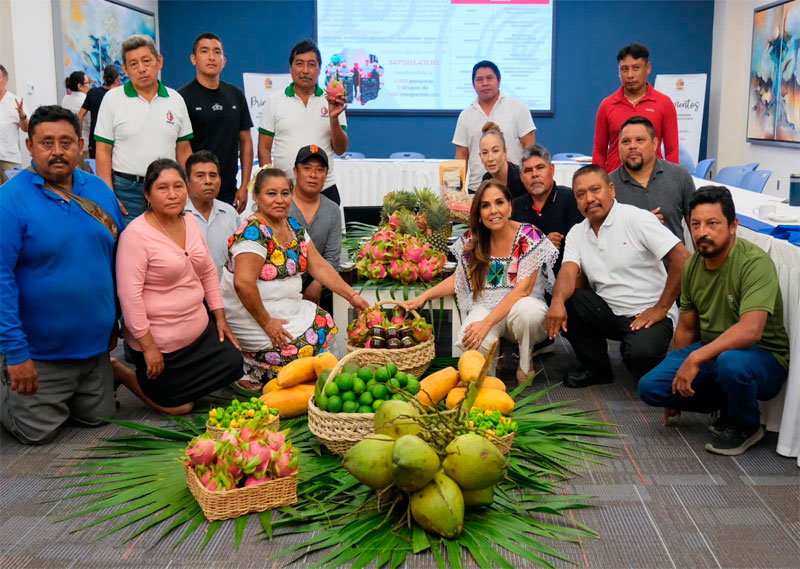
[610,116,695,242]
[639,186,789,455]
[257,40,347,205]
[0,105,124,444]
[545,165,690,388]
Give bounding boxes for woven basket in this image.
[307,350,375,455]
[206,417,280,441]
[184,464,297,522]
[346,299,435,378]
[441,188,472,224]
[492,432,515,455]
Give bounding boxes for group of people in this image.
[0,35,789,458]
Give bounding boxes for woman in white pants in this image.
[407,180,558,383]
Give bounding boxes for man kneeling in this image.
[639,186,789,456]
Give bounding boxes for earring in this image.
[146,201,152,210]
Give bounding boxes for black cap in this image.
[294,144,329,168]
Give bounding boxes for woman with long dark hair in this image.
[61,71,92,149]
[407,180,558,383]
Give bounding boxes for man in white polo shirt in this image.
[94,35,193,223]
[545,165,690,388]
[0,64,29,184]
[257,39,347,205]
[453,60,536,192]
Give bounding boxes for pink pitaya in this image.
[347,319,369,345]
[219,430,240,448]
[387,259,401,280]
[326,78,345,99]
[390,307,405,327]
[239,440,273,475]
[388,212,401,231]
[184,434,217,467]
[367,261,387,280]
[398,261,419,284]
[418,259,438,282]
[410,317,432,343]
[402,238,425,264]
[218,451,242,481]
[244,473,273,487]
[272,443,300,478]
[364,307,384,327]
[266,430,286,452]
[414,214,427,232]
[238,422,261,444]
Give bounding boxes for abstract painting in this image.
[747,0,800,145]
[57,0,156,86]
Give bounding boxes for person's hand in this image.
[326,94,347,120]
[8,359,38,396]
[264,317,293,349]
[233,184,248,214]
[672,354,699,397]
[545,302,568,339]
[405,296,426,311]
[651,207,664,225]
[108,321,120,351]
[216,317,240,350]
[461,321,490,350]
[547,232,564,250]
[143,345,164,379]
[15,98,25,120]
[303,280,323,305]
[630,305,669,331]
[663,408,681,426]
[350,293,370,312]
[117,198,128,216]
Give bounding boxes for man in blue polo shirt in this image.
[0,105,124,444]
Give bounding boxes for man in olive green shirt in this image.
[639,186,789,456]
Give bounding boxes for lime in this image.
[327,395,342,413]
[375,366,390,382]
[388,377,400,390]
[317,394,329,411]
[405,378,421,395]
[343,361,359,375]
[386,362,399,377]
[366,378,377,389]
[352,377,366,394]
[406,374,417,384]
[324,382,340,397]
[358,405,374,414]
[357,367,374,382]
[342,400,359,413]
[394,371,408,387]
[359,392,374,406]
[372,399,385,411]
[391,393,405,401]
[336,373,354,392]
[341,391,356,402]
[370,384,389,400]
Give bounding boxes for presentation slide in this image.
[316,0,554,113]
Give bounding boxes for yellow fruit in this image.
[313,352,339,377]
[262,378,281,394]
[483,377,506,392]
[458,350,485,383]
[230,420,240,429]
[277,356,318,387]
[445,387,467,410]
[259,383,315,417]
[247,409,255,418]
[474,389,515,414]
[208,409,217,418]
[416,367,459,406]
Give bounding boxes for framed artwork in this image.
[53,0,156,92]
[746,0,800,146]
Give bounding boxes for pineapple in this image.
[416,187,452,252]
[381,190,418,224]
[396,208,422,236]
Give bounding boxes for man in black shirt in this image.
[78,65,120,159]
[512,144,583,274]
[179,32,253,211]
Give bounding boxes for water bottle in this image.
[791,174,800,207]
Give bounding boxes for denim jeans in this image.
[112,174,146,225]
[638,342,787,429]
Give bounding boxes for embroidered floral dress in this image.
[451,223,559,313]
[220,215,337,376]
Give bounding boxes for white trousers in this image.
[456,296,549,374]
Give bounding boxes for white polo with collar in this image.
[257,83,347,190]
[94,81,193,176]
[184,197,241,277]
[562,201,680,325]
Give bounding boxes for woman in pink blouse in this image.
[115,159,242,415]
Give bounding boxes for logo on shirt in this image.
[728,294,734,304]
[194,107,203,111]
[212,103,223,111]
[166,110,175,124]
[644,108,656,113]
[320,106,329,117]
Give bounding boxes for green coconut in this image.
[462,485,495,508]
[342,434,395,489]
[374,400,421,439]
[442,433,507,490]
[410,470,464,539]
[390,434,440,493]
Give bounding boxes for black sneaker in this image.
[705,424,764,456]
[707,413,730,436]
[563,368,613,389]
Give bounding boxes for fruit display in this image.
[381,188,452,253]
[207,398,278,430]
[347,303,432,349]
[258,351,338,417]
[467,408,517,440]
[313,360,421,414]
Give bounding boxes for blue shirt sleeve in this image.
[0,202,30,364]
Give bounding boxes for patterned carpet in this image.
[0,338,798,569]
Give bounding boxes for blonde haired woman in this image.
[478,122,526,199]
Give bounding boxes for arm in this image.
[545,261,581,339]
[591,102,609,169]
[176,140,193,169]
[406,274,456,310]
[257,133,273,167]
[235,131,254,213]
[455,145,468,163]
[233,252,294,348]
[673,309,700,350]
[519,131,536,149]
[661,101,680,164]
[305,240,368,310]
[95,142,114,189]
[630,242,691,330]
[14,99,28,132]
[77,108,88,133]
[326,94,348,155]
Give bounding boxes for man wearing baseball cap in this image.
[288,144,342,308]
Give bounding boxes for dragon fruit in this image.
[410,317,432,343]
[402,237,425,264]
[237,440,273,475]
[418,258,438,282]
[238,422,261,444]
[347,319,369,346]
[184,434,217,467]
[326,78,345,99]
[219,430,240,448]
[198,463,235,491]
[367,261,387,280]
[388,212,401,231]
[364,307,385,327]
[414,214,428,232]
[398,261,419,284]
[387,259,402,280]
[218,451,243,481]
[272,443,300,478]
[390,307,405,327]
[267,430,287,453]
[244,473,273,487]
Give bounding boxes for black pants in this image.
[321,184,340,205]
[564,288,673,379]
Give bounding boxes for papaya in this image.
[473,389,515,414]
[313,352,338,377]
[457,350,485,383]
[416,367,459,406]
[259,383,314,417]
[262,377,281,394]
[276,355,317,387]
[456,376,505,391]
[445,387,466,410]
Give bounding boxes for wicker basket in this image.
[307,350,375,455]
[206,417,280,441]
[492,432,515,455]
[184,464,297,522]
[441,188,472,224]
[346,299,435,378]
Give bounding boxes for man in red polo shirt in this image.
[592,43,679,172]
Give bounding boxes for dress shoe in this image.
[563,369,612,389]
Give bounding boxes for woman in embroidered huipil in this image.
[408,180,559,383]
[221,167,369,390]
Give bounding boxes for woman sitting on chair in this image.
[478,122,526,199]
[407,180,558,383]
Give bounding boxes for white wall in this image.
[708,0,800,198]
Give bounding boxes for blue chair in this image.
[694,158,716,179]
[389,152,425,159]
[743,162,759,172]
[678,146,696,173]
[740,170,772,193]
[716,166,749,187]
[552,153,588,161]
[338,152,365,160]
[85,158,96,174]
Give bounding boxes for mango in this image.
[390,435,440,493]
[443,433,507,490]
[342,434,395,489]
[374,400,421,439]
[410,471,464,539]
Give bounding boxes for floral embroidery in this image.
[488,261,504,286]
[270,249,286,265]
[226,215,308,281]
[243,226,260,241]
[298,345,314,358]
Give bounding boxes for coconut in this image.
[390,435,439,493]
[462,485,495,508]
[374,400,421,439]
[342,434,396,489]
[442,433,507,490]
[410,471,464,538]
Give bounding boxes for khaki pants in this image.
[1,160,21,185]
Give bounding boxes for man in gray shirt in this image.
[288,145,342,306]
[610,115,695,242]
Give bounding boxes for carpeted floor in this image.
[0,338,798,569]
